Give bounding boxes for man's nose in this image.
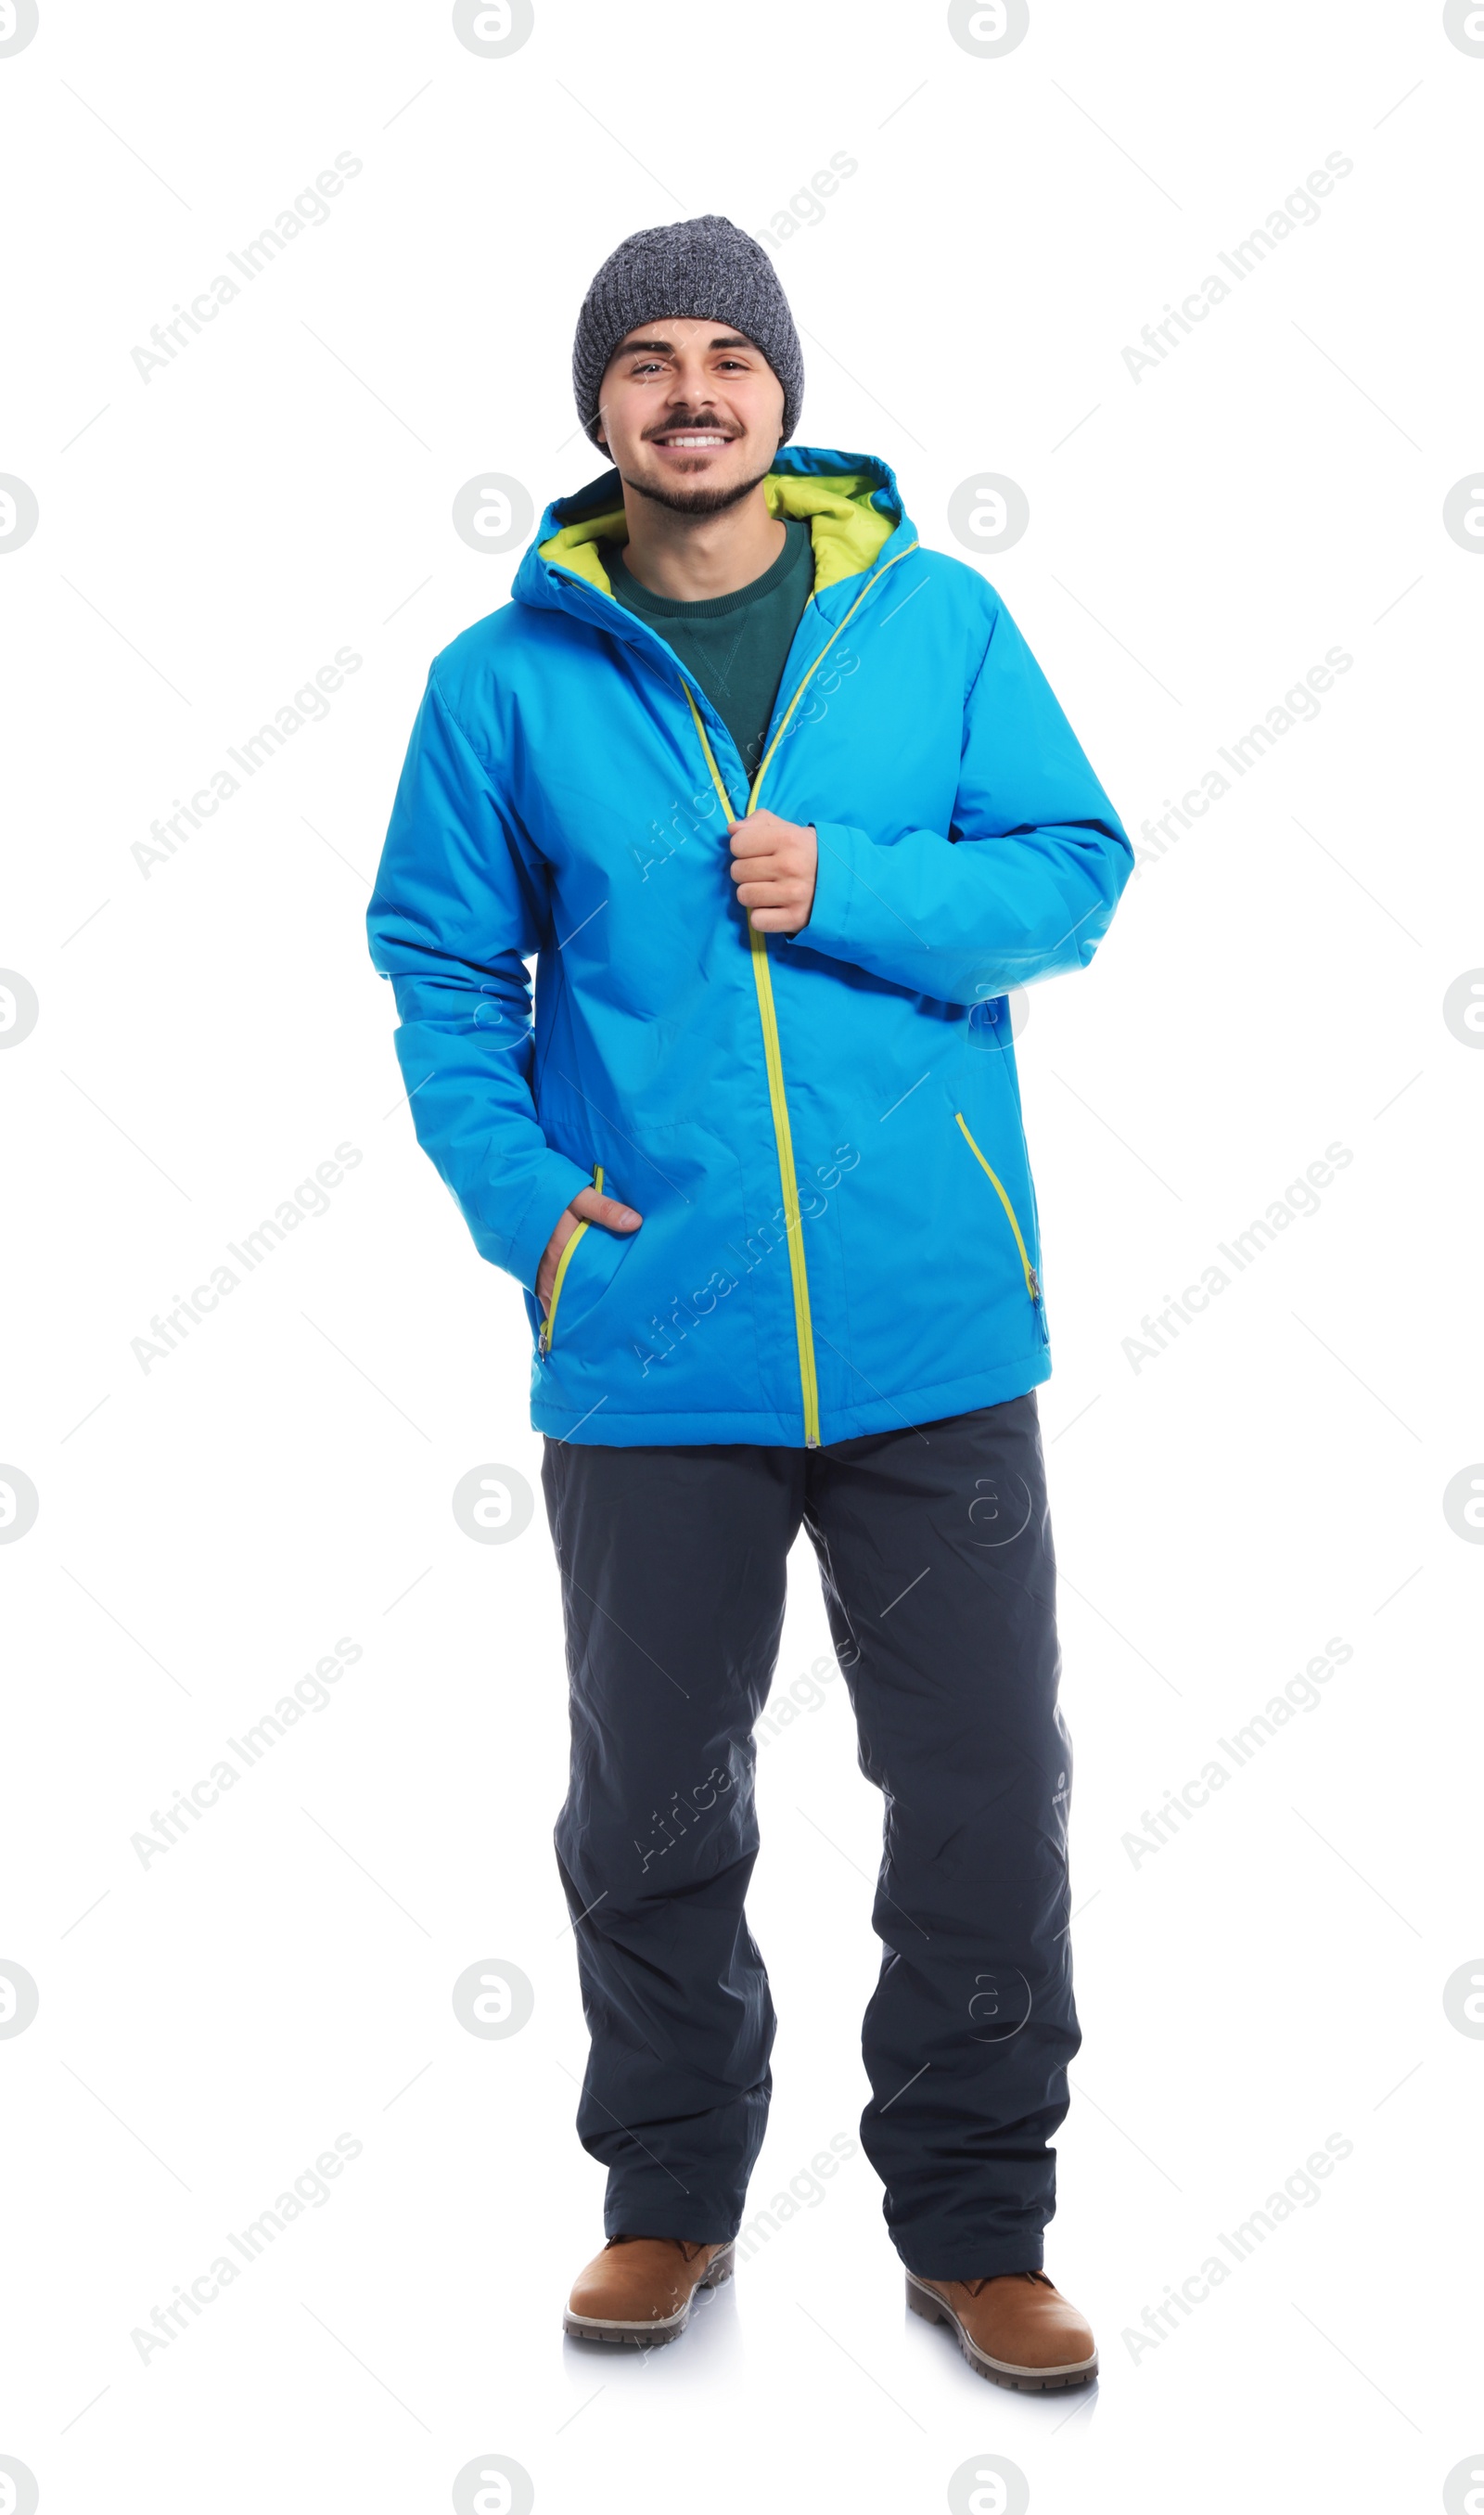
[666,360,713,404]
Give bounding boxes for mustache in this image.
[641,412,743,442]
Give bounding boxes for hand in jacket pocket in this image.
[536,1187,644,1315]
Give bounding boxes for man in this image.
[367,215,1132,2390]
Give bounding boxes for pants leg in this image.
[802,1394,1079,2278]
[542,1436,803,2240]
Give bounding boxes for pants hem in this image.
[894,2229,1048,2280]
[605,2205,741,2244]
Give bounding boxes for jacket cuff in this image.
[795,820,863,955]
[505,1150,595,1292]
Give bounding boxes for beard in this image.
[619,451,774,517]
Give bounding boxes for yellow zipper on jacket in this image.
[953,1113,1043,1305]
[684,541,921,1445]
[539,1163,602,1354]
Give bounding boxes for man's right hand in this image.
[536,1185,643,1315]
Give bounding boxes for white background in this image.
[3,2,1481,2509]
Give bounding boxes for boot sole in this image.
[905,2273,1099,2392]
[563,2242,736,2346]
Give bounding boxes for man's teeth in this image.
[663,432,728,445]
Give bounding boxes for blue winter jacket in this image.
[367,447,1132,1447]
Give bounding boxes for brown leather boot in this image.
[906,2269,1098,2391]
[564,2237,736,2345]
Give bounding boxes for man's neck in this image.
[617,480,787,603]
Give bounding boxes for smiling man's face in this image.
[595,317,786,514]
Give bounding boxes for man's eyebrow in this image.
[615,332,756,355]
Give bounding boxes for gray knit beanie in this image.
[572,214,803,448]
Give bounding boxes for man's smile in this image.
[646,424,738,451]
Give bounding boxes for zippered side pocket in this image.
[539,1164,603,1355]
[953,1113,1044,1317]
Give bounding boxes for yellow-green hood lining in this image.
[538,472,896,600]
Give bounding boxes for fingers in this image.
[572,1186,643,1233]
[734,864,787,897]
[727,815,815,892]
[732,879,801,909]
[728,808,811,848]
[728,853,809,899]
[730,853,812,909]
[537,1183,643,1312]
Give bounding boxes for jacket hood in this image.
[513,443,910,610]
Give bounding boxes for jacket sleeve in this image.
[797,592,1133,1006]
[365,670,591,1290]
